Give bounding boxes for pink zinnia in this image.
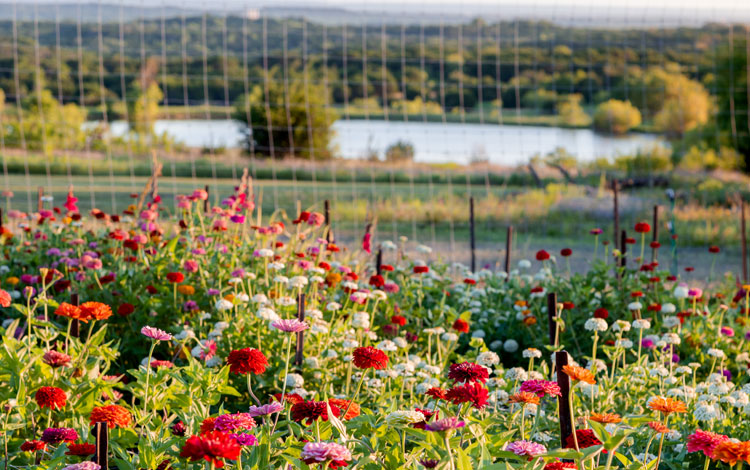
[271,319,309,333]
[688,288,703,299]
[506,440,547,457]
[590,228,603,235]
[687,430,729,458]
[213,413,257,432]
[425,416,465,432]
[43,350,71,368]
[519,380,562,398]
[307,212,325,227]
[301,441,353,467]
[248,402,283,417]
[141,326,173,341]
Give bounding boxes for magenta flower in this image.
[41,427,79,444]
[301,442,353,467]
[271,319,309,333]
[230,433,259,446]
[688,288,703,299]
[721,327,734,337]
[425,416,466,432]
[519,380,562,398]
[506,440,547,457]
[214,413,257,432]
[249,402,283,417]
[140,326,173,341]
[590,228,603,235]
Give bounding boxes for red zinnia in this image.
[391,315,407,326]
[709,246,720,254]
[535,250,550,261]
[463,278,477,285]
[381,264,394,272]
[445,382,489,409]
[448,362,489,384]
[634,222,651,233]
[565,429,602,450]
[290,400,341,425]
[352,346,389,370]
[20,440,47,452]
[452,318,470,333]
[117,303,135,316]
[426,387,448,400]
[369,274,385,287]
[179,431,241,469]
[545,462,578,469]
[594,308,609,319]
[650,241,661,249]
[687,429,730,458]
[413,266,429,274]
[226,348,268,375]
[166,272,184,283]
[560,248,572,257]
[35,386,67,410]
[0,289,10,307]
[65,442,97,456]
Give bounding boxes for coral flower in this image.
[712,441,750,466]
[226,348,268,375]
[328,399,360,420]
[562,365,596,384]
[0,289,10,307]
[35,386,67,410]
[648,421,671,434]
[90,404,131,428]
[648,397,687,416]
[78,302,112,322]
[687,430,730,458]
[509,392,541,406]
[589,413,622,424]
[54,302,82,320]
[179,431,241,469]
[352,346,389,370]
[448,362,489,384]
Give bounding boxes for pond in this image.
[104,119,667,165]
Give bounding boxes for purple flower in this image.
[183,300,199,312]
[231,269,246,278]
[506,440,547,457]
[300,441,353,466]
[642,338,655,350]
[46,248,61,256]
[271,319,309,333]
[230,433,258,446]
[425,416,466,432]
[140,326,172,341]
[722,369,733,380]
[230,215,245,224]
[207,288,221,296]
[41,427,79,444]
[249,402,283,417]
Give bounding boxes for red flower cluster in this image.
[565,429,602,450]
[448,362,489,384]
[445,382,488,409]
[65,442,97,456]
[290,400,341,425]
[535,250,550,261]
[179,431,241,469]
[426,387,448,400]
[226,348,268,375]
[352,346,388,370]
[54,301,112,323]
[35,386,67,410]
[413,266,429,274]
[369,274,385,287]
[452,318,470,333]
[391,315,407,326]
[166,272,184,283]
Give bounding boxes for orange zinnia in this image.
[509,392,541,406]
[589,413,622,424]
[562,365,596,384]
[328,398,360,420]
[648,421,671,434]
[712,441,750,466]
[648,397,687,416]
[55,302,82,320]
[90,404,131,428]
[78,302,112,322]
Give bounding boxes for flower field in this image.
[3,178,750,470]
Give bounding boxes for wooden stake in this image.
[652,205,659,263]
[0,207,3,231]
[37,187,44,212]
[295,293,306,366]
[620,230,627,268]
[203,185,210,213]
[324,200,332,243]
[742,198,748,282]
[70,293,80,338]
[469,197,476,272]
[547,292,557,346]
[612,180,619,251]
[376,249,383,276]
[555,351,573,449]
[94,421,109,470]
[504,226,513,281]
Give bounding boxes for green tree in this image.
[233,65,336,159]
[556,93,590,127]
[384,140,415,163]
[592,99,641,135]
[127,81,163,138]
[716,36,750,169]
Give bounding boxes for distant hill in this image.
[0,2,200,22]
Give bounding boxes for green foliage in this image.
[678,145,744,171]
[556,93,590,127]
[592,99,641,135]
[384,140,415,163]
